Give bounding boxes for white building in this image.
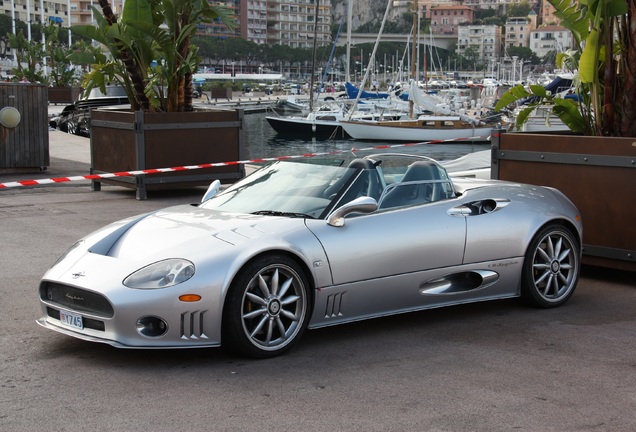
[457,25,502,63]
[529,25,574,58]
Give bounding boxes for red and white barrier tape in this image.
[0,135,490,190]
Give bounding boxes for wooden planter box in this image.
[210,88,232,100]
[492,130,636,271]
[48,87,82,105]
[90,108,246,199]
[0,83,49,171]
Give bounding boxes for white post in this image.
[41,0,47,76]
[67,0,72,46]
[26,0,32,41]
[11,0,17,65]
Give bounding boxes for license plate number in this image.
[59,310,83,330]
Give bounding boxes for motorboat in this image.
[265,103,405,139]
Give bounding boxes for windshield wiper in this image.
[252,210,315,219]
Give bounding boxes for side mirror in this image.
[327,196,378,227]
[201,180,221,203]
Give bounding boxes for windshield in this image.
[200,161,361,219]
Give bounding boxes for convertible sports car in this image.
[37,154,582,358]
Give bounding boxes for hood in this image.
[106,205,282,261]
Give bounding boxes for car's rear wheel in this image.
[521,224,580,307]
[67,120,78,135]
[222,255,311,358]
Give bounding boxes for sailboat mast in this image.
[346,0,352,83]
[346,0,393,120]
[410,7,417,118]
[309,0,320,112]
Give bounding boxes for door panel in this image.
[306,199,466,286]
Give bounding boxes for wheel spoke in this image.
[546,236,555,259]
[544,274,554,295]
[558,247,572,263]
[257,274,271,298]
[275,316,287,340]
[537,246,551,263]
[270,269,280,296]
[243,307,266,320]
[246,291,266,306]
[281,294,300,305]
[550,273,560,296]
[280,309,298,321]
[553,236,563,260]
[264,318,274,345]
[250,315,268,338]
[534,268,551,285]
[278,277,293,298]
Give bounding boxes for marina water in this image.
[244,112,491,165]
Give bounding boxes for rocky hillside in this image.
[331,0,410,32]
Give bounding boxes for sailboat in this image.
[265,0,400,138]
[265,0,343,137]
[340,5,493,143]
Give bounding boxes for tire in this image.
[67,120,78,135]
[520,224,580,308]
[222,254,312,358]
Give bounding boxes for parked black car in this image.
[49,86,129,137]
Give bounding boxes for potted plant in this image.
[492,0,636,271]
[71,0,246,199]
[496,0,634,135]
[44,24,84,104]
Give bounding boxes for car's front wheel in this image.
[521,224,580,307]
[222,255,312,358]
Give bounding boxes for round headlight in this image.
[123,259,195,289]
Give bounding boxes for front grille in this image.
[47,307,105,331]
[40,282,114,318]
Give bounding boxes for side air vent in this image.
[419,270,499,295]
[180,311,208,340]
[324,292,346,318]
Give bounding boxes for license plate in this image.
[59,310,83,330]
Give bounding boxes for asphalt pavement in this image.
[0,110,635,431]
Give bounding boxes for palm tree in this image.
[496,0,636,137]
[73,0,233,112]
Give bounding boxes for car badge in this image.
[71,271,85,279]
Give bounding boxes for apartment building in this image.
[240,0,267,44]
[3,0,73,31]
[428,5,475,35]
[457,24,502,62]
[463,0,540,14]
[529,25,573,57]
[266,0,331,49]
[504,12,537,49]
[540,0,560,25]
[69,0,123,25]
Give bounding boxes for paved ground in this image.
[0,124,635,431]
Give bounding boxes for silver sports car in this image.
[37,154,582,358]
